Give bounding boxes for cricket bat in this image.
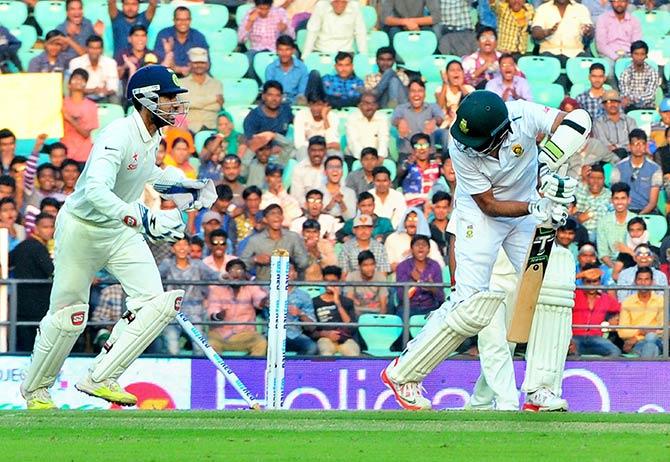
[507,224,556,343]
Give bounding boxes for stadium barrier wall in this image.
[1,356,669,412]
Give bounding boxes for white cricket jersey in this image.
[65,110,164,226]
[450,101,560,213]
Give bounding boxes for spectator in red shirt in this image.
[61,68,99,162]
[572,263,621,356]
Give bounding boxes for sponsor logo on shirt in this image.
[127,152,139,171]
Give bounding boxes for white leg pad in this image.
[521,246,575,395]
[22,304,88,392]
[90,290,183,382]
[388,291,505,383]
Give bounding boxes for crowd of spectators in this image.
[2,0,670,358]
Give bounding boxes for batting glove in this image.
[539,173,578,204]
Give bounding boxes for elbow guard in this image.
[539,109,592,172]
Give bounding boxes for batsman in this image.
[21,65,216,410]
[382,90,591,411]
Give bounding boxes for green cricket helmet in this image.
[450,90,511,155]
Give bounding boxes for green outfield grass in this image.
[1,411,669,461]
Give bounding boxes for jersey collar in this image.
[131,108,154,144]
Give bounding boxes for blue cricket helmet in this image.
[126,65,187,100]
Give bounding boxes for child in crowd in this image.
[345,250,388,315]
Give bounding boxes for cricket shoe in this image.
[21,385,57,410]
[522,387,568,412]
[75,376,137,406]
[380,359,432,410]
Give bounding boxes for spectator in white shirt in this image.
[290,189,342,238]
[69,35,120,104]
[370,165,406,228]
[260,163,302,227]
[345,91,390,163]
[290,135,327,202]
[293,92,341,161]
[303,0,368,57]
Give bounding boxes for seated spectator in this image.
[435,60,474,128]
[265,35,309,105]
[274,0,318,29]
[284,260,318,354]
[192,187,235,241]
[531,0,594,64]
[317,52,364,109]
[61,68,99,163]
[616,243,668,301]
[575,163,611,241]
[618,40,662,111]
[386,208,445,271]
[181,48,223,132]
[57,0,96,64]
[597,182,636,269]
[115,25,163,89]
[619,266,664,357]
[321,155,356,221]
[290,189,342,238]
[363,47,409,109]
[293,93,340,159]
[337,213,391,277]
[59,159,81,196]
[241,203,309,280]
[243,81,294,152]
[346,147,378,195]
[345,250,388,315]
[290,135,326,203]
[207,259,268,356]
[396,235,445,315]
[0,198,26,251]
[429,153,456,198]
[28,29,68,73]
[593,90,638,158]
[108,0,157,56]
[154,6,209,75]
[0,175,14,200]
[399,133,442,208]
[159,235,220,354]
[9,213,55,352]
[261,164,302,227]
[47,142,68,169]
[345,93,390,162]
[238,0,294,64]
[490,0,535,55]
[429,191,452,264]
[485,54,532,102]
[197,136,224,183]
[242,133,293,188]
[370,166,407,228]
[69,35,120,104]
[613,217,652,272]
[392,78,447,156]
[595,0,641,61]
[462,26,502,89]
[610,129,661,214]
[302,218,337,280]
[556,217,580,259]
[231,186,264,247]
[654,127,670,197]
[164,137,197,179]
[650,97,670,149]
[381,0,439,40]
[313,265,360,356]
[571,262,621,356]
[303,0,367,57]
[336,191,394,242]
[434,0,477,56]
[576,63,607,120]
[0,129,16,175]
[575,242,615,286]
[216,111,247,158]
[0,26,21,71]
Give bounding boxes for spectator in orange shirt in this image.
[61,68,99,162]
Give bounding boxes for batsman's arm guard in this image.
[538,109,592,173]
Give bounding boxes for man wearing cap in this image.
[382,90,592,412]
[650,97,670,149]
[572,262,621,357]
[181,47,224,132]
[593,89,638,157]
[240,203,309,280]
[337,213,391,277]
[199,210,226,251]
[28,30,69,73]
[260,163,302,227]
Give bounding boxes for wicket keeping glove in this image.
[123,202,185,244]
[153,167,217,211]
[539,173,578,204]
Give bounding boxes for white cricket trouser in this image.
[49,209,164,313]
